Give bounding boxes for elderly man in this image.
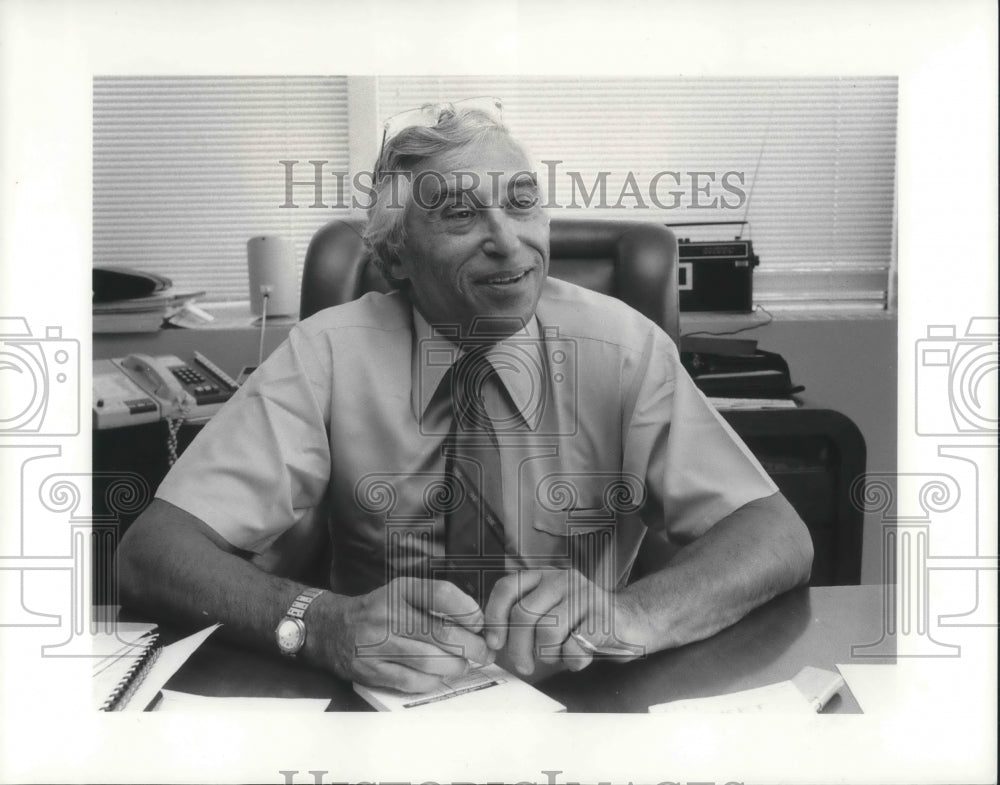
[117,106,812,694]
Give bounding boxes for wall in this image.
[95,313,897,584]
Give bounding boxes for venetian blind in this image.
[93,76,351,302]
[377,76,898,310]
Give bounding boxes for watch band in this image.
[286,586,325,619]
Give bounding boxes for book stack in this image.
[92,266,204,333]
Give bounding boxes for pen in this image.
[569,631,637,657]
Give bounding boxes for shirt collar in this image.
[410,307,544,428]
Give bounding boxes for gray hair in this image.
[362,108,526,289]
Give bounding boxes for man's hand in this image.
[309,577,495,693]
[483,569,643,676]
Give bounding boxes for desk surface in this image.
[161,585,892,713]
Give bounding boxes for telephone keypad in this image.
[171,366,205,385]
[169,365,229,405]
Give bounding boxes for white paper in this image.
[125,624,221,711]
[836,663,899,714]
[649,680,816,714]
[354,663,565,712]
[708,397,799,410]
[153,689,329,712]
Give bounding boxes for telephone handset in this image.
[93,352,238,429]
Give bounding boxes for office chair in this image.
[300,217,680,343]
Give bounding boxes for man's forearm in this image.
[116,499,334,663]
[619,491,813,652]
[118,500,496,691]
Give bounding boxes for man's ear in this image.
[386,253,410,284]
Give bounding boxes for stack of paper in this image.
[709,396,800,410]
[93,290,205,333]
[354,663,566,712]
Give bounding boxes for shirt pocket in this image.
[530,471,646,535]
[531,503,615,536]
[527,472,646,586]
[528,506,623,591]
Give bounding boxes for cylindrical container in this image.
[247,235,298,317]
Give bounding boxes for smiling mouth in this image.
[480,269,530,285]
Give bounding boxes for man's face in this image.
[390,135,550,336]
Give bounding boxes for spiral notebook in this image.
[92,627,162,711]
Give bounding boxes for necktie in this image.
[440,344,516,607]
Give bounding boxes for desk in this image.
[159,585,892,713]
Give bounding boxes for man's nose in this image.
[481,210,520,257]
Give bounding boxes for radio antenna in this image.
[737,103,774,240]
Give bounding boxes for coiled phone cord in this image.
[166,416,185,466]
[165,395,192,466]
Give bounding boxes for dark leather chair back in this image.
[300,217,680,343]
[296,216,680,586]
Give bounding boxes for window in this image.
[93,76,350,301]
[93,75,897,310]
[378,76,898,311]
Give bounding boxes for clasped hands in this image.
[320,570,644,694]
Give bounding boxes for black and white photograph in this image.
[0,2,996,784]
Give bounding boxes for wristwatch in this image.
[274,587,326,657]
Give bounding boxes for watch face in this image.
[276,617,305,654]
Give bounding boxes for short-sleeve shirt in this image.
[156,277,776,595]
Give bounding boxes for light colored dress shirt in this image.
[156,277,776,595]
